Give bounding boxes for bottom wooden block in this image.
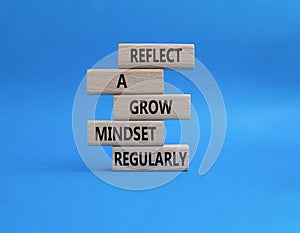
[112,145,189,171]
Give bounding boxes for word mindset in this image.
[88,120,164,146]
[95,126,156,141]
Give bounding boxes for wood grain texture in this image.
[88,120,164,146]
[112,145,189,171]
[118,44,194,69]
[87,69,164,94]
[113,94,190,120]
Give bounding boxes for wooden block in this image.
[114,94,190,120]
[87,69,164,94]
[88,120,164,146]
[118,44,194,69]
[112,145,189,171]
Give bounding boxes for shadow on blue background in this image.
[0,0,299,232]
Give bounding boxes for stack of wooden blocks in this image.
[87,44,194,171]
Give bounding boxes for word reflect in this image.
[130,48,182,63]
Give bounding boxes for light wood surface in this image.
[88,120,164,146]
[87,69,164,94]
[112,145,189,171]
[113,94,190,120]
[118,44,194,69]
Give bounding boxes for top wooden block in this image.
[118,44,194,69]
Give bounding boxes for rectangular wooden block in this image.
[114,94,190,120]
[87,69,164,94]
[88,120,164,146]
[112,145,189,171]
[118,44,194,69]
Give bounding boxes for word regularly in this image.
[112,145,189,171]
[114,151,187,167]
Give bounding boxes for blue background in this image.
[1,0,299,232]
